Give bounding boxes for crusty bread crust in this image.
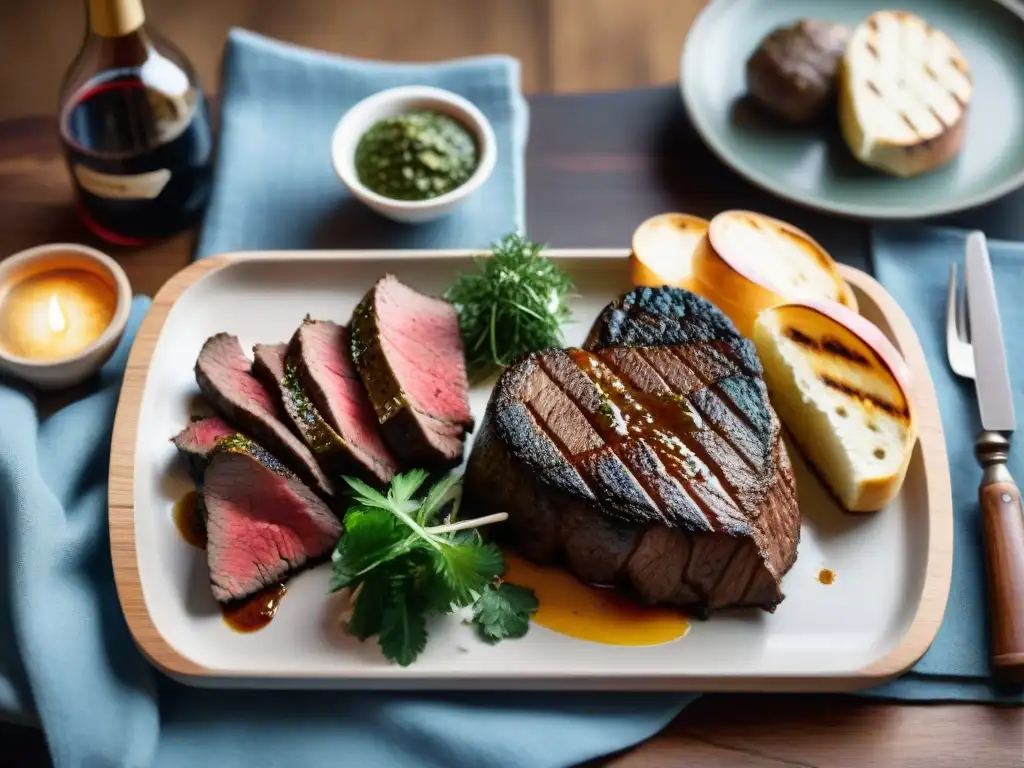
[689,211,858,338]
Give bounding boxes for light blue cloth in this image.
[1,298,160,764]
[0,29,691,767]
[863,224,1024,703]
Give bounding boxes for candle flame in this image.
[47,294,67,333]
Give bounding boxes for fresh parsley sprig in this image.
[445,233,575,380]
[329,470,538,666]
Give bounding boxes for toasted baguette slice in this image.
[689,210,857,338]
[753,302,916,512]
[838,10,972,178]
[630,212,709,291]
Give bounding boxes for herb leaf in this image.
[472,582,539,644]
[445,233,575,379]
[377,575,429,667]
[388,468,430,508]
[346,570,391,640]
[342,476,395,511]
[328,508,414,591]
[434,538,505,606]
[330,471,532,666]
[415,472,462,526]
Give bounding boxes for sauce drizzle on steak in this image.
[463,286,800,616]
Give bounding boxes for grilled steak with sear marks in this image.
[203,434,342,603]
[288,317,399,486]
[195,333,335,499]
[350,275,474,471]
[463,286,800,615]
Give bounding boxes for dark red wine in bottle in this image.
[58,0,214,245]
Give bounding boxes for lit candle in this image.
[0,269,117,361]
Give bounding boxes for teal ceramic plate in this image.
[680,0,1024,219]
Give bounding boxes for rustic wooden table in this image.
[1,86,1022,767]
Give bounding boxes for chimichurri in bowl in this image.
[331,86,497,224]
[355,110,479,202]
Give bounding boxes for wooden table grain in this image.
[2,88,1023,768]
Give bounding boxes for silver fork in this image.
[946,263,976,379]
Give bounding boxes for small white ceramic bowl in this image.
[0,243,132,390]
[331,85,497,224]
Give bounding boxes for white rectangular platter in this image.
[109,250,952,691]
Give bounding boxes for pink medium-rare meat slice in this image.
[288,318,398,485]
[350,275,474,471]
[251,341,389,487]
[171,415,233,458]
[203,435,342,603]
[171,415,234,483]
[194,332,335,499]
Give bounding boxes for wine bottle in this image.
[58,0,214,245]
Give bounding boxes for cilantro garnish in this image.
[329,470,537,666]
[473,582,539,644]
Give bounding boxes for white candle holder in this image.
[0,243,132,390]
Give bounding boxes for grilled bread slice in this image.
[753,302,916,512]
[838,10,972,178]
[689,210,857,339]
[629,212,709,291]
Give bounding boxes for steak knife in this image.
[965,231,1024,679]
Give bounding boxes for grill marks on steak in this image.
[195,333,335,499]
[203,435,342,603]
[350,275,473,471]
[462,285,800,615]
[289,318,398,486]
[499,349,760,537]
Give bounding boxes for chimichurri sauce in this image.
[354,110,478,201]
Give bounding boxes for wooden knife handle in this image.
[979,479,1024,679]
[975,431,1024,679]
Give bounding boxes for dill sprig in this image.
[445,233,575,379]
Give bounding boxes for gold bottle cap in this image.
[89,0,145,38]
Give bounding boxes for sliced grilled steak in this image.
[350,275,474,471]
[171,415,234,483]
[195,333,335,499]
[463,287,800,616]
[252,342,384,485]
[289,318,399,486]
[203,434,342,603]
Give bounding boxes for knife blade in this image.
[966,230,1016,432]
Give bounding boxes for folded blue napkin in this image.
[0,29,691,767]
[196,28,527,256]
[864,224,1024,703]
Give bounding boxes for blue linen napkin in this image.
[863,224,1024,703]
[0,29,691,767]
[0,298,161,765]
[196,28,527,256]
